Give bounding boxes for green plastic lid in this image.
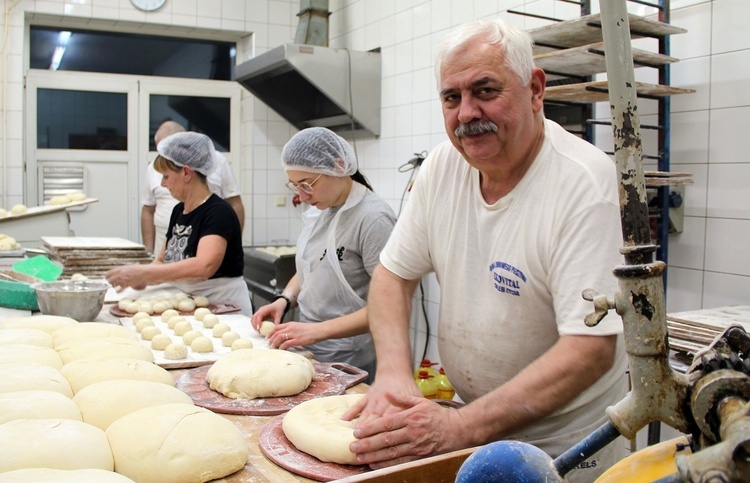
[12,255,63,282]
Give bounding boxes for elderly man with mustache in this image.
[344,16,629,482]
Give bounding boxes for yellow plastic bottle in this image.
[413,359,438,380]
[436,367,455,400]
[416,370,437,399]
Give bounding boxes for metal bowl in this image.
[31,280,111,322]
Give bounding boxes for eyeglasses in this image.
[285,173,323,195]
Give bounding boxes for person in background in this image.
[141,120,245,255]
[251,127,396,383]
[344,17,628,482]
[107,132,252,315]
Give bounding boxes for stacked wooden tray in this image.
[41,236,152,279]
[667,305,750,356]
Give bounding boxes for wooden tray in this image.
[175,362,369,416]
[258,414,370,482]
[109,303,240,318]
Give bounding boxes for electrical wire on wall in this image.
[396,151,432,363]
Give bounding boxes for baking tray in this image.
[174,362,368,415]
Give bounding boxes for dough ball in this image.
[173,320,194,336]
[131,311,151,323]
[0,390,82,425]
[212,322,231,338]
[0,315,77,334]
[0,328,54,348]
[231,338,253,351]
[74,380,193,430]
[177,298,196,312]
[202,313,219,328]
[0,468,134,482]
[160,309,179,323]
[124,302,140,314]
[140,325,161,341]
[259,320,275,336]
[190,336,213,353]
[0,363,73,397]
[10,204,28,215]
[0,208,6,217]
[152,301,169,314]
[151,333,172,351]
[49,195,68,205]
[135,318,155,333]
[55,337,153,365]
[194,295,210,308]
[167,315,186,330]
[105,403,248,483]
[283,394,365,465]
[0,344,63,370]
[181,329,203,346]
[174,292,189,300]
[69,273,88,281]
[137,302,154,315]
[68,192,87,201]
[221,331,240,347]
[193,307,211,321]
[60,357,174,394]
[207,348,315,399]
[52,322,135,348]
[117,298,133,311]
[0,419,113,472]
[164,343,188,360]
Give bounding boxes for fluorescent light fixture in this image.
[50,31,72,70]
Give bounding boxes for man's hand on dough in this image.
[349,392,466,469]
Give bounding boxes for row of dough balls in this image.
[0,316,249,481]
[0,234,20,252]
[0,204,28,218]
[131,310,253,360]
[49,192,87,205]
[118,293,209,315]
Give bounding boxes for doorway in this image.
[25,69,242,243]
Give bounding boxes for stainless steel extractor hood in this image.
[234,43,381,137]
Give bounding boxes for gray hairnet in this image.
[157,132,217,176]
[281,127,357,177]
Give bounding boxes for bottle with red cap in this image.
[416,370,438,399]
[436,367,455,400]
[413,359,438,380]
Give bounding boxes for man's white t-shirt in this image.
[380,119,628,457]
[142,152,241,250]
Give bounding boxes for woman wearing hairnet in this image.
[251,127,396,380]
[106,132,252,315]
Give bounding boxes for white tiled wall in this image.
[0,0,748,442]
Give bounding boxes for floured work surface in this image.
[667,305,750,355]
[175,362,368,416]
[259,414,369,482]
[120,313,270,369]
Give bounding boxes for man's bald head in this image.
[154,120,186,146]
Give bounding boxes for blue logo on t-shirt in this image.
[489,261,526,297]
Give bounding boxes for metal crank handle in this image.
[582,288,616,327]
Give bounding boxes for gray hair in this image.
[435,18,535,88]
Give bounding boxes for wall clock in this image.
[130,0,166,12]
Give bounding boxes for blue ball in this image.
[456,441,563,482]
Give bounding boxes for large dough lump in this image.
[0,344,63,369]
[207,348,315,399]
[106,403,249,483]
[74,379,193,430]
[282,393,365,465]
[0,418,114,472]
[0,328,54,348]
[0,468,134,482]
[0,315,78,334]
[0,390,82,424]
[60,357,174,394]
[52,322,136,348]
[55,337,154,365]
[0,363,73,397]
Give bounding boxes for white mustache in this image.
[454,121,499,138]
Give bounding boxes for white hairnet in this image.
[157,132,217,176]
[281,127,357,177]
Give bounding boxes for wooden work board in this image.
[667,305,750,356]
